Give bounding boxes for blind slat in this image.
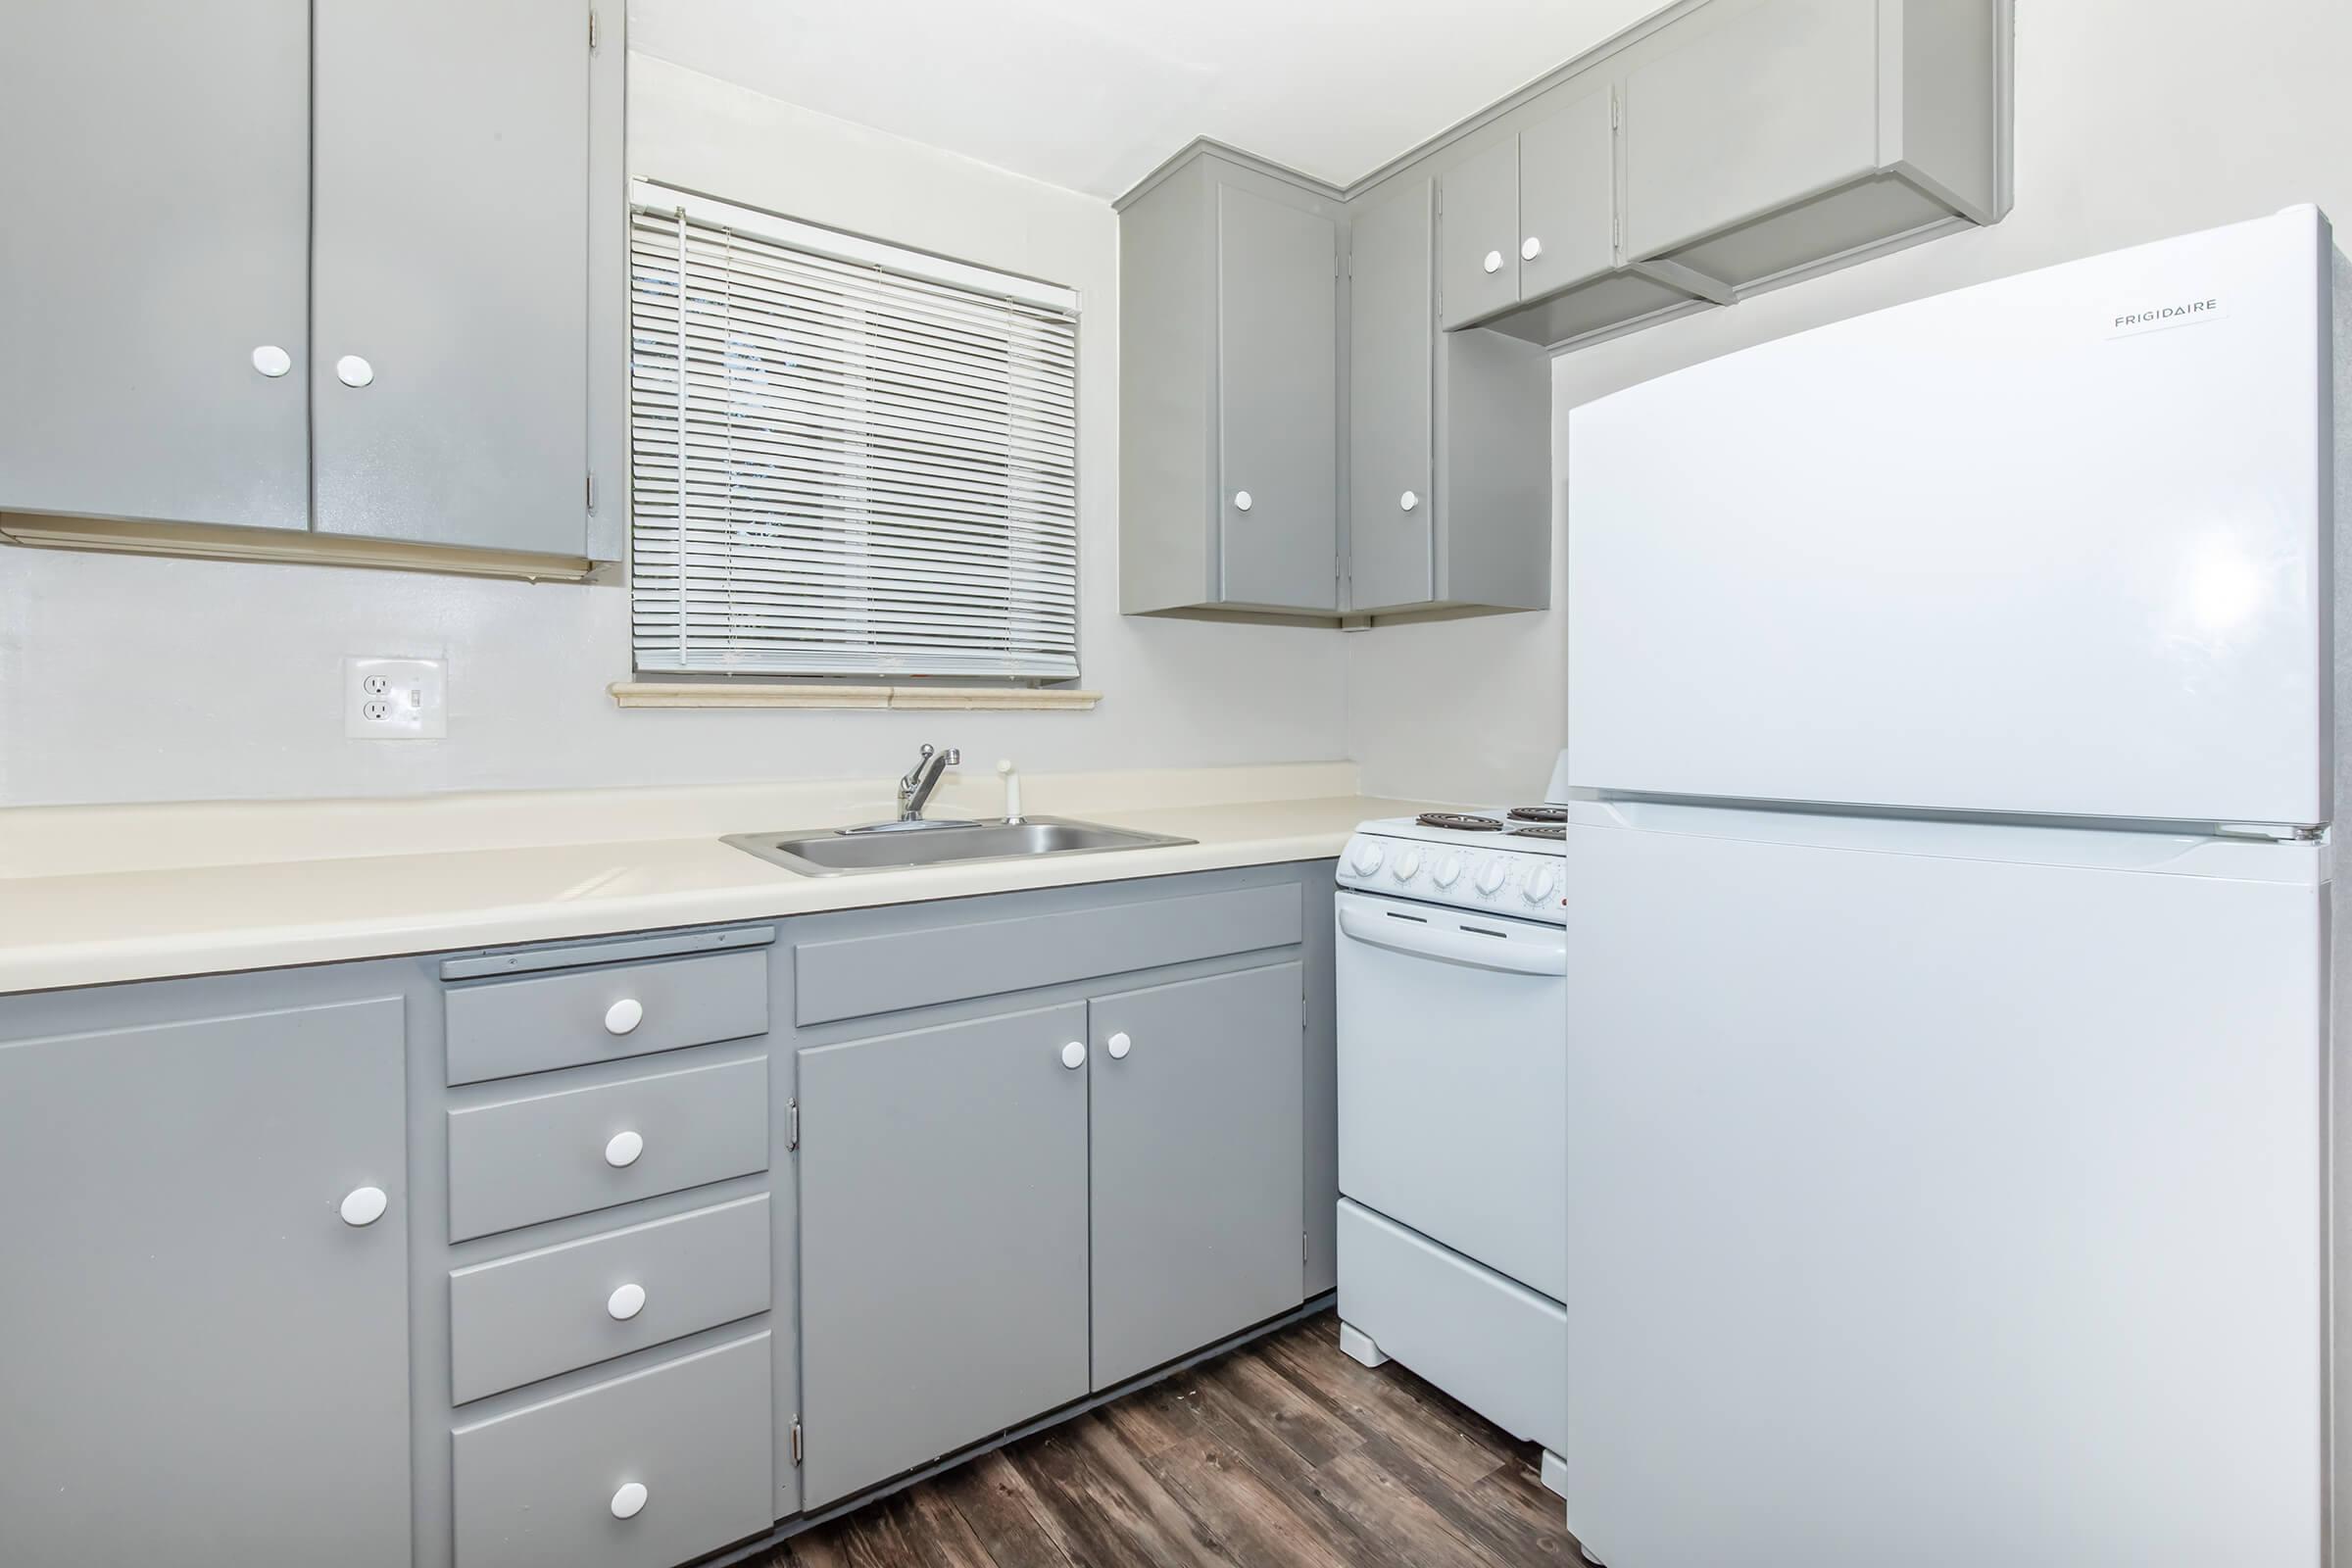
[629,201,1081,681]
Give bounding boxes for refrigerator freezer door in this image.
[1566,206,2331,826]
[1562,811,2325,1567]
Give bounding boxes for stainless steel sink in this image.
[722,815,1196,877]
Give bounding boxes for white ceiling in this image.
[628,0,1677,200]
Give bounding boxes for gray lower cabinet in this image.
[0,997,413,1567]
[0,0,312,532]
[1090,961,1306,1388]
[453,1330,774,1568]
[797,1003,1093,1507]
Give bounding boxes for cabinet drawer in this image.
[450,1194,771,1403]
[445,948,768,1085]
[448,1055,768,1242]
[454,1331,772,1568]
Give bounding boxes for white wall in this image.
[0,56,1348,808]
[1347,0,2352,805]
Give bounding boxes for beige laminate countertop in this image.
[0,791,1428,996]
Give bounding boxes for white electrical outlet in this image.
[345,657,447,739]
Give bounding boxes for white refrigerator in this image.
[1561,206,2347,1567]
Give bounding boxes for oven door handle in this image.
[1338,902,1568,977]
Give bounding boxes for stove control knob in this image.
[1474,858,1507,897]
[1432,853,1462,889]
[1348,839,1385,877]
[1523,864,1559,904]
[1393,847,1423,881]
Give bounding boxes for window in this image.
[627,183,1080,681]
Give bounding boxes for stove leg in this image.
[1337,1321,1389,1368]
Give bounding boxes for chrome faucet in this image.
[897,744,960,821]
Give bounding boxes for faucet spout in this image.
[897,744,960,821]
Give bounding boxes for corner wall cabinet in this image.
[1115,0,2009,622]
[0,861,1337,1568]
[0,0,623,575]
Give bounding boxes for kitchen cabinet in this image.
[0,0,312,533]
[796,1003,1094,1508]
[1348,179,1549,615]
[1120,152,1343,616]
[0,996,413,1566]
[1621,0,2003,290]
[1090,962,1306,1388]
[0,0,622,574]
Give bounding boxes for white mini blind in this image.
[628,186,1080,679]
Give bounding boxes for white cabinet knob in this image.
[1522,236,1544,261]
[604,1129,645,1168]
[607,1282,647,1321]
[1060,1040,1087,1070]
[335,354,374,388]
[1482,249,1502,274]
[611,1481,648,1520]
[1399,490,1419,513]
[251,344,291,378]
[603,998,644,1036]
[1106,1031,1132,1060]
[339,1186,388,1227]
[1232,490,1252,513]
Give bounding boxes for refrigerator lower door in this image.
[1563,805,2325,1568]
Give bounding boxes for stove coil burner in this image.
[1508,824,1565,840]
[1507,805,1569,823]
[1416,812,1505,832]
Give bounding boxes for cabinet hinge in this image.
[588,9,599,50]
[790,1418,804,1465]
[1302,1231,1309,1263]
[585,472,597,514]
[788,1098,800,1152]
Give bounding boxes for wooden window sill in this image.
[609,682,1101,711]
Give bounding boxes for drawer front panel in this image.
[453,1331,772,1568]
[447,1055,768,1242]
[450,1194,771,1403]
[795,881,1303,1026]
[445,948,768,1086]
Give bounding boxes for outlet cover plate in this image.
[345,656,447,739]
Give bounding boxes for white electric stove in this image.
[1333,756,1573,1499]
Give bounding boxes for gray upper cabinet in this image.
[0,0,312,533]
[0,997,413,1567]
[0,0,620,574]
[1437,137,1523,331]
[797,1003,1092,1508]
[1090,962,1306,1389]
[313,0,592,557]
[1622,0,2004,289]
[1218,185,1342,612]
[1118,153,1343,618]
[1516,89,1617,300]
[1350,179,1550,615]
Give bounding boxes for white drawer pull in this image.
[339,1186,388,1227]
[1060,1040,1087,1070]
[1232,489,1252,513]
[1399,490,1419,513]
[1521,235,1543,261]
[1482,249,1502,273]
[611,1481,648,1520]
[251,344,291,378]
[1106,1031,1132,1060]
[334,353,374,388]
[607,1282,647,1321]
[603,998,644,1036]
[604,1129,645,1168]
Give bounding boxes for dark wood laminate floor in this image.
[757,1311,1585,1568]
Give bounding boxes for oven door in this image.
[1335,888,1567,1299]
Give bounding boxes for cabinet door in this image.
[0,0,310,531]
[312,0,589,555]
[798,1003,1090,1506]
[1348,182,1436,612]
[1437,135,1520,329]
[1216,184,1339,612]
[1517,85,1618,299]
[1091,963,1305,1388]
[0,999,411,1565]
[1621,0,1878,261]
